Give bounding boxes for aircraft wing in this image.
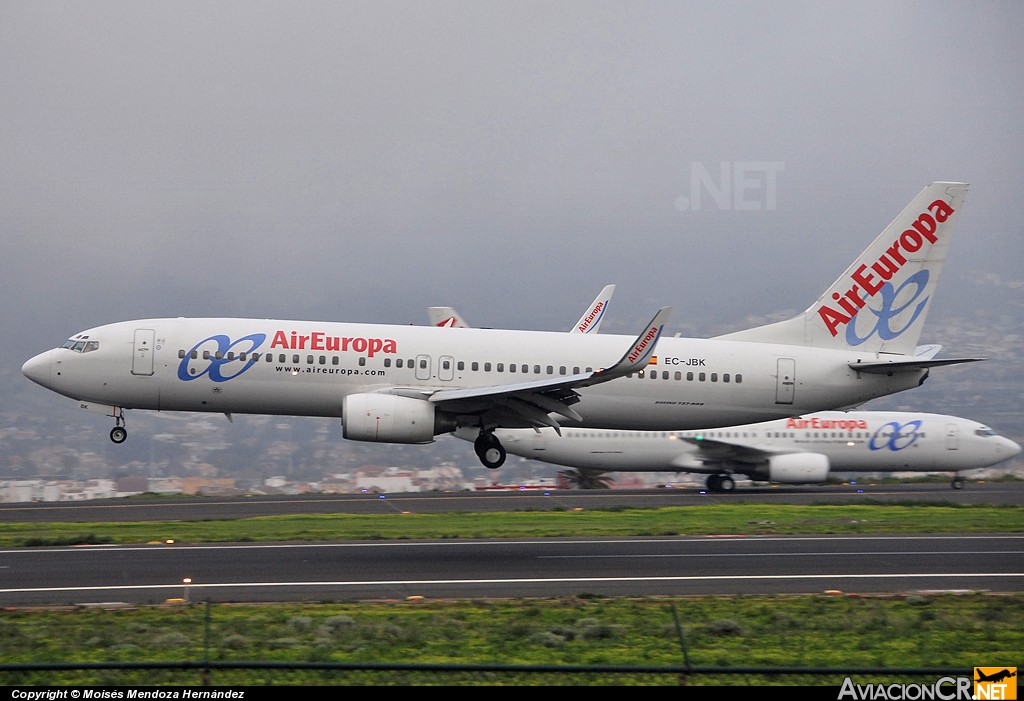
[672,434,793,469]
[425,307,671,431]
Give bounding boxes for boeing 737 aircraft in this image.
[23,182,982,468]
[454,412,1021,490]
[429,284,616,332]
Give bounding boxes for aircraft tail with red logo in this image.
[716,182,972,361]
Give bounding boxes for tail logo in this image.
[816,198,954,338]
[844,270,929,347]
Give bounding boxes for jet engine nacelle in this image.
[765,453,830,483]
[343,393,448,444]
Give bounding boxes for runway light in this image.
[165,539,174,544]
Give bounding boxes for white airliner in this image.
[22,182,982,469]
[429,284,616,332]
[454,412,1021,491]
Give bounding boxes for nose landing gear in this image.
[109,410,127,444]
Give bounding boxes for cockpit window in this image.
[62,337,99,353]
[975,427,996,437]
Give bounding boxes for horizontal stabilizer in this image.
[849,356,985,374]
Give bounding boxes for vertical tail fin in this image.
[716,182,968,355]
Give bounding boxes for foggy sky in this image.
[3,0,1023,397]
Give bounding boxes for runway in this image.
[0,483,1020,607]
[1,533,1020,607]
[0,480,1019,523]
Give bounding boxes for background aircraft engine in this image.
[342,393,446,444]
[762,453,831,483]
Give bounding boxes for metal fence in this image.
[0,661,976,687]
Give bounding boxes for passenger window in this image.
[178,349,186,359]
[509,364,516,373]
[332,356,339,365]
[484,362,491,372]
[699,372,706,382]
[687,372,693,381]
[319,355,326,365]
[711,373,718,382]
[359,357,366,366]
[292,355,299,364]
[497,363,505,372]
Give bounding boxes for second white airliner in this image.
[454,412,1020,491]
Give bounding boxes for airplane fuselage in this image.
[24,317,929,435]
[469,412,1021,475]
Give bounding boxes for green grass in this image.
[0,594,1019,685]
[3,502,1021,547]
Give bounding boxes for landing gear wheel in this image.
[951,476,964,490]
[474,432,506,469]
[706,474,735,493]
[110,426,127,444]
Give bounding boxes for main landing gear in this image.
[705,473,736,493]
[109,410,127,444]
[474,430,506,469]
[951,475,964,490]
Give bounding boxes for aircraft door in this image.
[415,354,431,381]
[775,357,795,404]
[945,423,960,451]
[439,355,455,382]
[132,329,155,376]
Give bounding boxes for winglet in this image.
[428,307,469,328]
[572,284,615,334]
[589,306,671,381]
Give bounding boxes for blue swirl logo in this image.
[846,269,929,347]
[869,420,922,452]
[178,333,267,382]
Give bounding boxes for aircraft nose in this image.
[22,350,53,388]
[1004,437,1023,459]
